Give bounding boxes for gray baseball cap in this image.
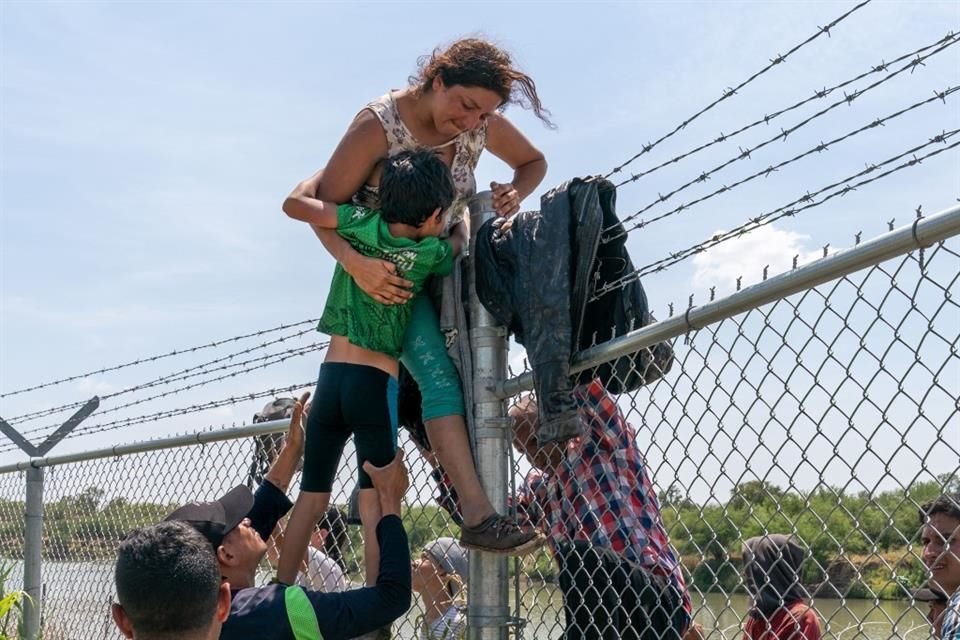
[424,537,469,581]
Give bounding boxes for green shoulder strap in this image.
[284,585,323,640]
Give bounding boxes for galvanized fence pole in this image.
[467,191,510,640]
[23,466,43,639]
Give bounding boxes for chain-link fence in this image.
[502,221,958,639]
[0,427,465,640]
[0,211,957,640]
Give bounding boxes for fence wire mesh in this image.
[0,430,464,640]
[504,239,958,640]
[0,237,957,640]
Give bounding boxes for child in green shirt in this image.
[280,149,462,590]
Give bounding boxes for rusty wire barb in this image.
[40,381,313,441]
[6,331,326,425]
[0,343,330,453]
[593,131,960,299]
[611,31,958,190]
[0,318,319,399]
[605,0,874,179]
[605,36,960,238]
[605,82,960,242]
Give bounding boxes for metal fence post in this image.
[467,191,510,640]
[24,466,43,639]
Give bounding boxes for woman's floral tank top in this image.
[352,91,488,232]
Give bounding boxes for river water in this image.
[4,561,933,639]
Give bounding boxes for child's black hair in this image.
[379,149,456,228]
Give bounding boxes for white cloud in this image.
[691,225,836,297]
[76,377,115,395]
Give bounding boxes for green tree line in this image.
[0,475,956,600]
[659,474,959,598]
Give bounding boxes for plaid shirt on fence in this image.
[516,379,691,614]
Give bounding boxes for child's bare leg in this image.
[358,488,382,586]
[277,490,330,584]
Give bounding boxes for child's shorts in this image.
[301,362,398,492]
[399,293,466,422]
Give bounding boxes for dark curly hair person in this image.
[286,36,552,561]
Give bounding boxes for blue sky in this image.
[1,1,957,499]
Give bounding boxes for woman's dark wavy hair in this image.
[411,37,555,128]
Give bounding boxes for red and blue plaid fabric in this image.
[517,379,691,614]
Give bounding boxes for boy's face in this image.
[921,512,960,594]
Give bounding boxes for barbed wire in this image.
[0,318,319,399]
[603,79,960,243]
[6,328,322,423]
[593,129,960,299]
[612,30,958,189]
[5,342,327,447]
[604,0,874,178]
[0,381,314,454]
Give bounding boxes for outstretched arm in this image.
[307,452,413,637]
[263,392,310,493]
[301,110,415,305]
[485,113,548,217]
[282,173,340,228]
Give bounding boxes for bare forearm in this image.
[315,227,360,270]
[510,157,547,202]
[264,444,302,493]
[378,495,402,519]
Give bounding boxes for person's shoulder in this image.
[222,584,295,640]
[348,107,388,137]
[229,583,287,613]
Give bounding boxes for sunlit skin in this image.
[509,400,566,472]
[411,78,504,140]
[927,601,947,637]
[921,512,960,595]
[218,517,268,589]
[412,550,458,628]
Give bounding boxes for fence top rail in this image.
[0,418,290,474]
[497,202,960,397]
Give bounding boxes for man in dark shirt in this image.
[163,393,412,640]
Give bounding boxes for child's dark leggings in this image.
[300,362,398,492]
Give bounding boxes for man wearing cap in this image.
[413,537,469,640]
[164,393,412,640]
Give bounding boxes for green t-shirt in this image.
[318,204,454,358]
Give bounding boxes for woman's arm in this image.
[282,171,340,227]
[298,110,414,305]
[484,113,548,217]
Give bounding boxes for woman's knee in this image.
[401,296,465,421]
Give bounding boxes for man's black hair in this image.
[379,149,455,227]
[919,493,960,525]
[115,520,221,637]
